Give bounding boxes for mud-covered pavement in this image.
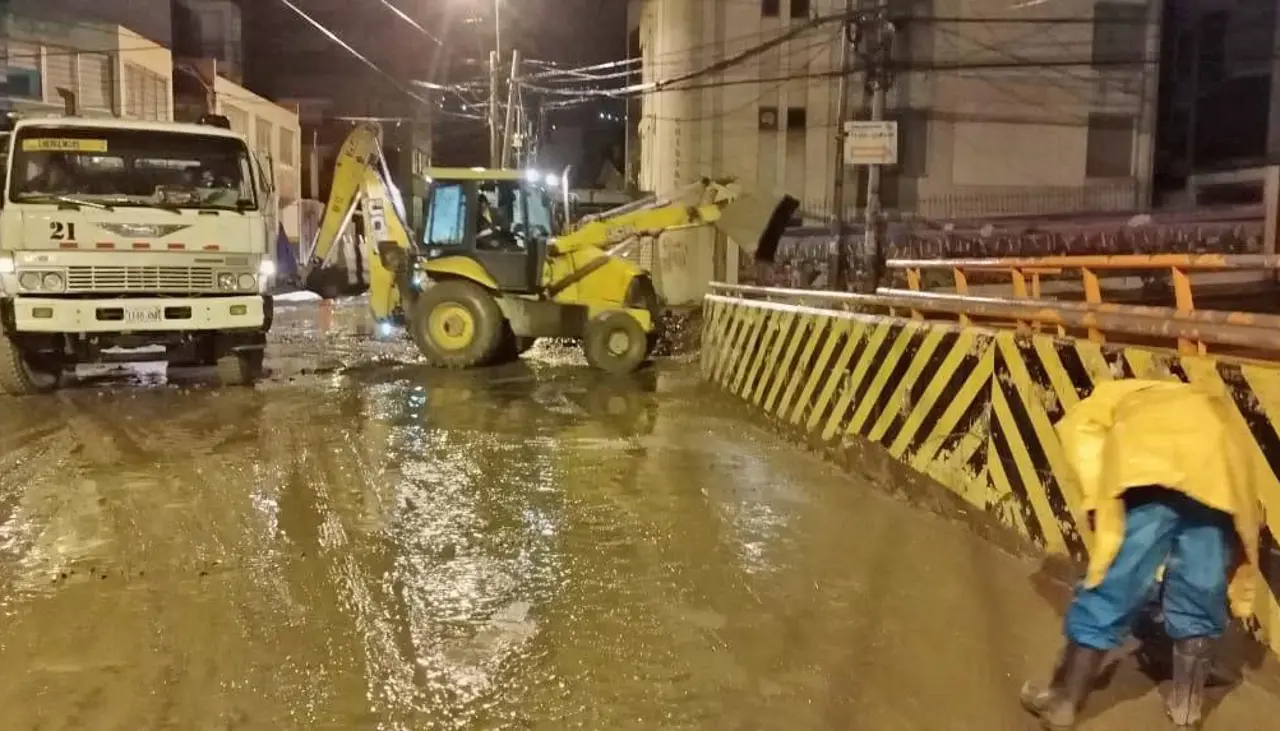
[1,296,1279,730]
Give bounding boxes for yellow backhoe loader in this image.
[299,123,797,373]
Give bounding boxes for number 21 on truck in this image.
[0,113,278,394]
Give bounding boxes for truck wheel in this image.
[216,346,265,387]
[583,310,650,375]
[410,280,505,368]
[0,334,61,396]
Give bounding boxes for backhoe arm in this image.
[300,123,416,321]
[554,179,797,262]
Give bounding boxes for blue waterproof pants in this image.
[1065,487,1234,651]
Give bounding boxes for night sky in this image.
[242,0,629,169]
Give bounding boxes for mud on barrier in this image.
[701,293,1280,659]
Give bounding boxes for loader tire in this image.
[411,280,505,368]
[0,334,61,396]
[584,310,650,375]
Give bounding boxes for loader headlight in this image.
[217,272,236,290]
[544,173,560,188]
[41,272,65,292]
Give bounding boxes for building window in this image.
[1085,113,1135,178]
[45,47,78,104]
[5,41,42,99]
[125,63,169,120]
[78,52,114,112]
[279,127,296,167]
[790,0,810,18]
[256,118,274,160]
[759,106,780,130]
[762,0,780,18]
[1091,2,1146,68]
[223,104,250,136]
[786,107,807,130]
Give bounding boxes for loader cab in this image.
[419,168,557,294]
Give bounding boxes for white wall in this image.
[1,15,173,121]
[637,0,1161,223]
[215,77,303,240]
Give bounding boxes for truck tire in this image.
[583,310,650,375]
[410,280,506,368]
[0,334,61,396]
[216,351,264,387]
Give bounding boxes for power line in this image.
[271,0,431,108]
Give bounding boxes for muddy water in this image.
[1,298,1278,730]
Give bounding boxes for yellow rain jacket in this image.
[1055,379,1262,618]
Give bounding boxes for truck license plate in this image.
[124,306,163,324]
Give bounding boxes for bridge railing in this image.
[708,277,1280,360]
[880,253,1280,355]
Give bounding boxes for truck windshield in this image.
[7,125,257,211]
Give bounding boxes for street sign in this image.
[843,120,898,166]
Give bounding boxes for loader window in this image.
[425,181,467,247]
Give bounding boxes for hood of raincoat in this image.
[1055,379,1262,618]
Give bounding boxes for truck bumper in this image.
[3,295,272,334]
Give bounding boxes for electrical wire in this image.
[271,0,431,108]
[374,0,444,46]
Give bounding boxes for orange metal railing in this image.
[709,265,1280,360]
[879,253,1280,355]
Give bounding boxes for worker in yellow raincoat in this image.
[1020,379,1261,729]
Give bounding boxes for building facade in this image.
[632,0,1162,222]
[3,13,174,121]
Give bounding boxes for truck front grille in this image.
[65,266,218,293]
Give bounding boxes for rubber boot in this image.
[1020,641,1107,729]
[1166,637,1213,729]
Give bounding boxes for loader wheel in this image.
[411,280,505,368]
[0,334,61,396]
[583,310,650,375]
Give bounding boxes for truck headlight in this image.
[258,259,276,278]
[41,272,65,291]
[19,272,41,290]
[0,254,14,274]
[217,272,236,290]
[237,274,257,291]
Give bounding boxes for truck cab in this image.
[0,114,276,394]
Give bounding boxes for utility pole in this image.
[829,0,857,291]
[488,50,501,167]
[501,49,521,168]
[852,2,895,293]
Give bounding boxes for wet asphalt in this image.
[0,296,1278,730]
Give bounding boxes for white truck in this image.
[0,114,277,395]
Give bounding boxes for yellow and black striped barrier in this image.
[701,291,1280,658]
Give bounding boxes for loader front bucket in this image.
[713,192,799,264]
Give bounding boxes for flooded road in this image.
[1,297,1278,730]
